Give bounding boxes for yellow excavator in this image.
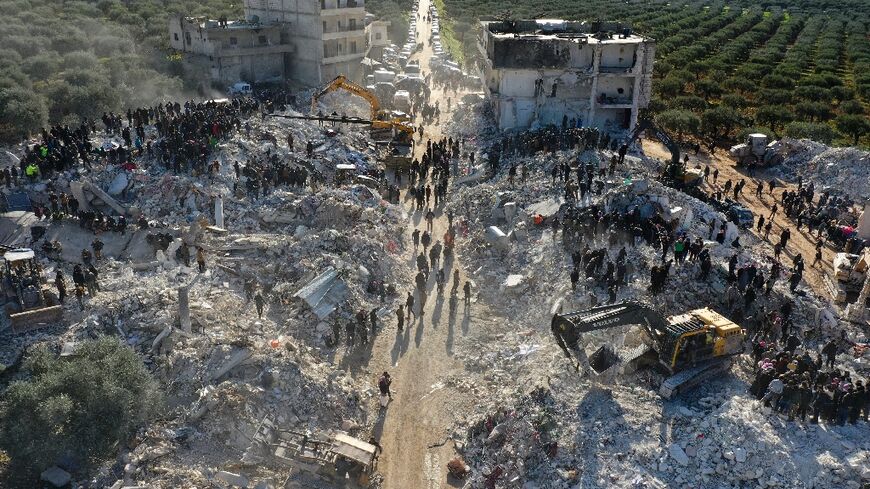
[310,75,415,139]
[552,301,746,398]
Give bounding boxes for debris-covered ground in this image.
[1,0,868,487]
[771,138,870,202]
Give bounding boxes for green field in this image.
[441,0,870,147]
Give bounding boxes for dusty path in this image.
[337,1,478,487]
[642,139,836,298]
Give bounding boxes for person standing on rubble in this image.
[357,310,368,345]
[370,308,378,336]
[412,229,420,250]
[463,281,472,307]
[254,291,265,318]
[396,305,404,332]
[425,208,435,232]
[378,372,392,406]
[345,320,356,348]
[452,269,461,294]
[91,238,104,261]
[196,247,206,273]
[55,270,66,303]
[75,284,86,311]
[406,292,415,320]
[87,264,100,294]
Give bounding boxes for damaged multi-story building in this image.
[478,20,655,133]
[169,0,367,88]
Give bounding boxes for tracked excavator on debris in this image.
[311,74,415,167]
[310,75,415,139]
[551,301,745,398]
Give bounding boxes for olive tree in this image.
[0,337,161,479]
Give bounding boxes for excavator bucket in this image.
[588,345,620,374]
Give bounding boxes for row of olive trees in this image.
[650,10,869,147]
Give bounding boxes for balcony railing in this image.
[597,95,633,106]
[323,26,365,34]
[322,0,363,9]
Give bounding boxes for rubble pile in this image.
[448,148,826,327]
[1,108,412,487]
[454,370,870,489]
[447,100,499,143]
[440,137,869,489]
[775,138,870,201]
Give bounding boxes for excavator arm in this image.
[551,301,670,357]
[627,118,681,166]
[311,75,381,120]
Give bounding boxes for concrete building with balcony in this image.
[478,20,655,133]
[365,19,391,61]
[170,0,368,88]
[169,15,294,85]
[245,0,367,85]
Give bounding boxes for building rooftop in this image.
[184,16,282,30]
[482,19,651,44]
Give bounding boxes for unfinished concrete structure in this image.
[170,0,367,87]
[245,0,367,85]
[365,19,392,62]
[478,20,655,133]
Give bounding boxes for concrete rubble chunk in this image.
[292,266,348,319]
[209,348,253,382]
[484,226,509,251]
[734,447,747,463]
[40,466,71,487]
[669,444,689,466]
[108,172,129,195]
[215,470,249,487]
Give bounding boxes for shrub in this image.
[0,337,161,479]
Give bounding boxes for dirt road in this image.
[642,139,836,298]
[337,1,479,487]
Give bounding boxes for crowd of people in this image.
[750,337,868,425]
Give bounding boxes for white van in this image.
[228,82,252,97]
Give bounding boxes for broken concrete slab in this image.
[83,180,128,215]
[502,274,526,293]
[108,172,129,195]
[40,466,71,487]
[484,226,509,251]
[209,348,253,382]
[293,266,348,319]
[669,443,689,466]
[69,181,91,213]
[215,470,249,487]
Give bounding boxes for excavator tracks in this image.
[658,358,732,399]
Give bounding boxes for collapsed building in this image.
[477,19,654,133]
[170,0,368,87]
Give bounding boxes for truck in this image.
[729,133,784,167]
[244,417,379,488]
[552,301,746,398]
